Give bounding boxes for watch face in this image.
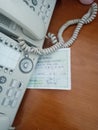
[19,57,33,73]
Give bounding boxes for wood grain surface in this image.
[13,0,98,130]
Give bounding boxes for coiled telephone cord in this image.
[18,2,98,55]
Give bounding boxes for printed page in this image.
[28,48,71,90]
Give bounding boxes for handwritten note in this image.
[28,48,71,90]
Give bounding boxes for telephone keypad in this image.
[38,2,52,25]
[23,0,53,25]
[1,79,24,108]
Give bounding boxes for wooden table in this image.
[14,0,98,130]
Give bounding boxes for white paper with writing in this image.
[28,48,71,90]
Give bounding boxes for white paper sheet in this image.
[28,48,71,90]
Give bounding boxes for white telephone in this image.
[0,0,57,130]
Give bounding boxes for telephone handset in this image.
[0,0,46,41]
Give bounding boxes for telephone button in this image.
[9,69,13,74]
[0,76,7,84]
[15,91,21,98]
[10,79,18,87]
[2,98,10,106]
[18,82,24,89]
[44,18,47,24]
[0,65,3,70]
[11,100,17,108]
[10,79,24,89]
[0,37,3,42]
[19,58,33,73]
[32,0,38,6]
[40,6,45,12]
[4,68,8,73]
[46,11,50,17]
[7,89,14,97]
[0,86,3,93]
[47,4,50,9]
